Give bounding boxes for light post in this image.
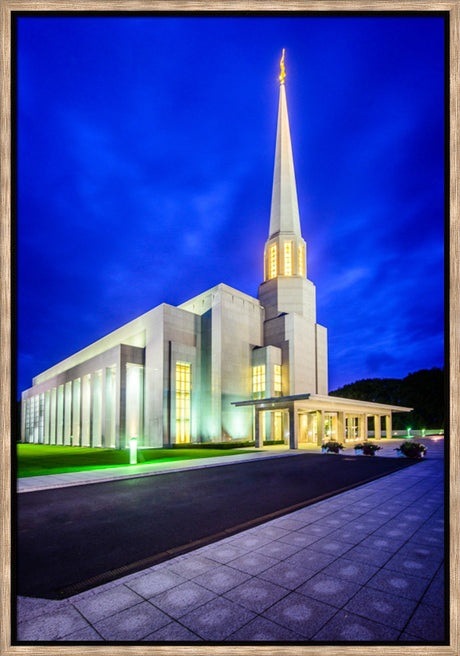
[130,437,138,465]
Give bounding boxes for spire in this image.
[268,50,301,239]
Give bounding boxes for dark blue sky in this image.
[16,15,445,398]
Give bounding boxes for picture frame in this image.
[1,1,458,654]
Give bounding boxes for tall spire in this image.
[268,50,301,239]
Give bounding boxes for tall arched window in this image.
[176,362,191,443]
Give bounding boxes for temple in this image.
[20,53,410,449]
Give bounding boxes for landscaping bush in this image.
[172,441,255,450]
[322,441,344,454]
[354,443,382,456]
[396,441,427,458]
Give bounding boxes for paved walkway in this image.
[16,438,445,643]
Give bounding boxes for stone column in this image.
[118,357,126,449]
[318,410,325,445]
[363,414,368,441]
[57,385,64,445]
[288,404,298,449]
[21,399,27,443]
[101,368,107,447]
[89,374,95,448]
[254,408,262,448]
[385,414,392,439]
[374,415,381,440]
[337,412,345,443]
[74,378,82,447]
[265,411,272,442]
[66,384,72,446]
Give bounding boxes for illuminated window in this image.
[298,244,305,276]
[105,367,116,448]
[93,370,103,447]
[126,364,144,445]
[50,388,57,444]
[176,362,191,443]
[269,244,277,279]
[57,385,64,445]
[274,411,283,440]
[284,241,292,276]
[64,382,72,445]
[29,396,35,443]
[72,379,81,446]
[252,365,265,399]
[39,393,45,443]
[81,374,91,447]
[24,398,30,443]
[44,391,50,443]
[274,364,282,397]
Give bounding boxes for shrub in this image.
[172,441,255,450]
[323,441,344,453]
[354,443,382,456]
[396,441,427,458]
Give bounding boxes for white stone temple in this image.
[21,52,410,449]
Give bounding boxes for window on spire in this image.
[284,242,293,276]
[298,244,305,277]
[269,244,277,279]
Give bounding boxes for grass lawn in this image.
[16,444,257,478]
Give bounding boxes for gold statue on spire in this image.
[279,48,286,85]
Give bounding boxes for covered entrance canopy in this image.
[232,394,412,449]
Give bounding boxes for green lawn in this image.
[16,444,257,478]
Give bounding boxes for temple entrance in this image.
[259,409,290,446]
[298,411,338,445]
[236,395,401,451]
[299,412,318,444]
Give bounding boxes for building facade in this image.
[21,55,410,449]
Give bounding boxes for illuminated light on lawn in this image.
[422,428,426,437]
[130,437,138,465]
[406,427,412,438]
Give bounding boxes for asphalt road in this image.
[16,454,416,599]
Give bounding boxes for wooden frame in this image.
[1,2,458,654]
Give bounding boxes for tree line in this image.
[329,367,444,430]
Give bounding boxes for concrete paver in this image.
[178,596,256,641]
[15,438,446,643]
[73,585,144,624]
[92,601,170,641]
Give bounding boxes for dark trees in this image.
[330,368,444,429]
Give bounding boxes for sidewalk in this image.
[16,438,445,643]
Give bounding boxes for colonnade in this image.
[254,404,393,449]
[21,359,144,449]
